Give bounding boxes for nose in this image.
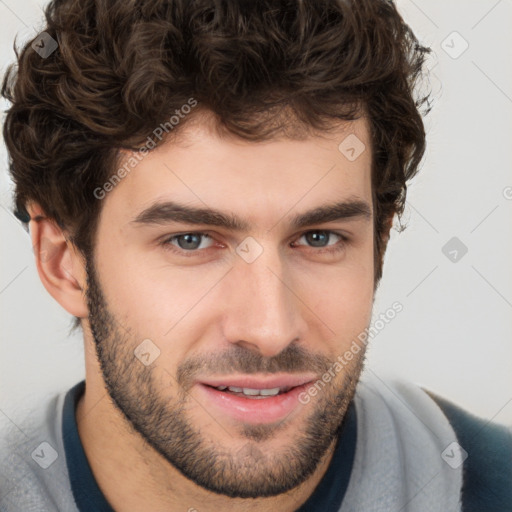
[220,248,307,358]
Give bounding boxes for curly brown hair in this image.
[2,0,431,287]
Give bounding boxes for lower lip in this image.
[196,383,311,424]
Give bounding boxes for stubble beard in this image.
[85,258,366,498]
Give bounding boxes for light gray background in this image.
[1,0,511,425]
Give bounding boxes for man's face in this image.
[85,116,375,498]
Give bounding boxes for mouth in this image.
[195,375,315,424]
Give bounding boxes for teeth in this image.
[242,388,261,396]
[216,386,282,396]
[259,388,281,396]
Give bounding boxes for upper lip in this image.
[198,374,316,390]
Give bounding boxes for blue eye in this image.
[295,230,346,249]
[160,229,348,258]
[163,232,214,251]
[304,231,331,247]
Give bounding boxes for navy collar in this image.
[296,400,356,511]
[62,381,115,511]
[62,380,356,511]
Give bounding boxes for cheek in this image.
[299,252,374,347]
[96,245,224,343]
[311,276,372,325]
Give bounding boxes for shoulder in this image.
[0,388,79,512]
[348,375,464,511]
[353,374,511,511]
[426,390,512,512]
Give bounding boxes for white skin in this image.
[29,114,390,512]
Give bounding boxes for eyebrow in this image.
[131,198,372,231]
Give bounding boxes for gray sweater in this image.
[1,373,510,511]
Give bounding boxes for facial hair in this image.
[85,256,366,498]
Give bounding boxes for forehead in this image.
[102,116,372,229]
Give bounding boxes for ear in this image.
[27,203,88,318]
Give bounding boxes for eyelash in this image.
[159,230,349,257]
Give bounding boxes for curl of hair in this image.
[2,0,432,287]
